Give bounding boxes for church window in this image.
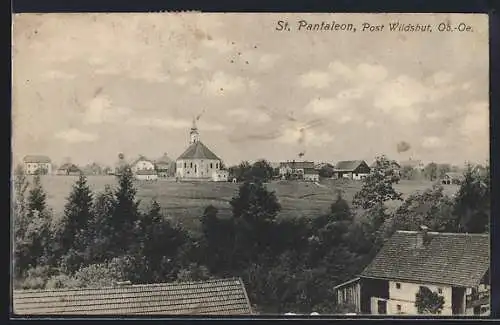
[184,162,186,168]
[190,162,193,168]
[210,163,213,169]
[216,163,219,169]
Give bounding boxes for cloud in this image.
[305,98,344,116]
[422,136,445,149]
[201,38,234,54]
[460,101,489,140]
[194,71,253,97]
[41,70,75,80]
[365,120,375,128]
[277,128,334,147]
[432,71,453,85]
[127,117,191,129]
[298,71,332,89]
[337,87,364,100]
[328,61,388,83]
[339,115,353,124]
[54,128,98,143]
[83,95,131,124]
[228,108,271,124]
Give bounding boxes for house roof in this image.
[135,170,158,175]
[155,153,173,165]
[279,161,315,169]
[370,161,401,168]
[58,163,80,171]
[334,160,368,172]
[23,155,51,163]
[361,231,489,287]
[130,155,154,166]
[13,278,253,316]
[304,168,319,175]
[177,141,221,161]
[444,172,465,179]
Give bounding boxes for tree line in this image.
[12,156,489,314]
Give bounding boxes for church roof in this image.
[177,141,221,161]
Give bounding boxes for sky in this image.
[12,13,489,167]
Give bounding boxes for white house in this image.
[135,169,158,181]
[176,119,224,181]
[303,168,319,182]
[334,228,490,316]
[131,156,156,174]
[279,161,315,179]
[23,155,52,175]
[333,160,371,180]
[212,169,229,182]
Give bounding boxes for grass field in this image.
[29,175,459,234]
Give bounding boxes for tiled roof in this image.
[13,278,253,316]
[334,160,367,172]
[23,155,51,163]
[361,231,489,287]
[177,142,220,160]
[131,155,154,166]
[279,161,315,169]
[155,153,173,164]
[135,170,158,175]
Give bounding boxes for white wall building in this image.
[23,155,52,175]
[176,119,224,181]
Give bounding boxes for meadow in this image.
[31,175,459,234]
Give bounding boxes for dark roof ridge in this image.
[395,230,489,237]
[13,277,243,294]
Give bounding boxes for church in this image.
[175,119,227,181]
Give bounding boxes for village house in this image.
[279,161,315,180]
[212,169,229,182]
[334,227,490,316]
[176,119,225,181]
[23,155,52,175]
[56,163,81,176]
[441,172,465,185]
[129,155,158,180]
[154,153,174,177]
[333,160,371,180]
[13,278,253,315]
[303,168,320,182]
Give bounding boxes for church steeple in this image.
[190,118,200,144]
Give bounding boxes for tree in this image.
[415,286,445,314]
[250,159,274,182]
[452,164,489,233]
[437,164,452,180]
[27,174,47,218]
[352,155,402,209]
[110,167,141,256]
[393,184,456,232]
[13,165,30,278]
[423,162,438,181]
[230,181,281,268]
[57,175,94,273]
[318,164,335,179]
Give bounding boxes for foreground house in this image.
[23,155,52,175]
[333,160,371,180]
[13,278,253,315]
[303,168,320,182]
[176,120,224,181]
[334,228,490,316]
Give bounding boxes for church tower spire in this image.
[190,117,200,144]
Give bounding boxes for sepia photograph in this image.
[11,12,490,316]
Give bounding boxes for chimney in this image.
[416,225,429,248]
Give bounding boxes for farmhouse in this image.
[23,155,52,175]
[441,172,465,185]
[135,169,158,181]
[13,278,253,315]
[212,169,229,182]
[154,153,174,177]
[334,228,490,316]
[279,161,315,180]
[56,163,81,176]
[176,120,224,181]
[303,168,320,182]
[333,160,371,180]
[131,155,156,174]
